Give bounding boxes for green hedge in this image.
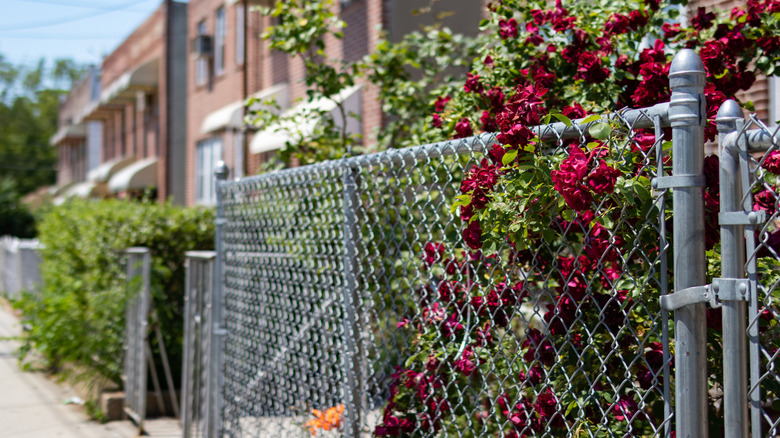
[15,199,214,386]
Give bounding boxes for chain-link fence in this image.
[216,99,677,436]
[203,50,780,437]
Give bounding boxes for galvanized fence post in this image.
[211,162,229,438]
[341,164,362,438]
[124,247,152,434]
[668,49,708,437]
[716,100,749,438]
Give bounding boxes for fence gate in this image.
[181,251,218,438]
[714,99,780,437]
[124,247,179,434]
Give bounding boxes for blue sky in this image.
[1,0,165,68]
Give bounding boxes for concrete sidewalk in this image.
[0,303,179,438]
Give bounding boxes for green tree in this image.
[0,54,85,196]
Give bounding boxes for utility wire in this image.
[2,0,149,31]
[0,34,118,40]
[15,0,155,13]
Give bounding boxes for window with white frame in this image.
[195,20,208,86]
[215,7,226,75]
[196,137,223,205]
[235,5,245,66]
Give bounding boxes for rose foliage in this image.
[374,0,780,437]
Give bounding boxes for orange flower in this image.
[306,404,345,435]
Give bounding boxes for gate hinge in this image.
[659,278,753,311]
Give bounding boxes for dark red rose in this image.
[431,113,442,128]
[604,13,629,35]
[499,18,518,39]
[662,22,682,39]
[628,10,648,30]
[691,7,716,30]
[454,117,473,139]
[464,73,484,94]
[754,189,777,216]
[463,220,482,249]
[587,161,621,194]
[700,40,725,75]
[434,95,451,112]
[762,151,780,174]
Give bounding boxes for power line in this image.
[2,0,152,31]
[0,34,118,40]
[17,0,156,13]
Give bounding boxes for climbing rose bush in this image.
[376,0,780,436]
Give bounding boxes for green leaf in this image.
[502,148,519,165]
[552,113,572,127]
[589,122,612,140]
[581,114,602,124]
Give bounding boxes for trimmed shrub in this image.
[15,198,214,387]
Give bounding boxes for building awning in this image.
[108,157,159,193]
[50,124,87,146]
[100,58,159,105]
[201,83,289,134]
[87,156,136,183]
[65,181,108,199]
[49,181,78,197]
[249,85,362,154]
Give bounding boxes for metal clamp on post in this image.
[660,278,753,311]
[660,285,719,311]
[651,174,706,190]
[711,278,752,303]
[718,210,766,226]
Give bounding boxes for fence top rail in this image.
[721,124,780,153]
[218,102,669,189]
[125,247,150,254]
[185,250,217,260]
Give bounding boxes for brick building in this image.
[50,65,102,201]
[185,0,485,206]
[74,0,188,204]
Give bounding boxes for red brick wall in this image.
[186,0,264,204]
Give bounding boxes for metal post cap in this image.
[214,161,230,180]
[716,99,744,123]
[670,48,705,75]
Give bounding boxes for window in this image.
[196,137,223,205]
[215,7,226,75]
[195,20,208,86]
[235,5,245,66]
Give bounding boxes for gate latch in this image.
[659,278,752,311]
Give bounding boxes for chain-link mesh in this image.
[730,115,780,438]
[219,108,673,437]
